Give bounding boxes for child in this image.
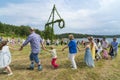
[0,41,13,76]
[103,48,108,59]
[102,37,109,59]
[84,42,95,67]
[11,37,16,46]
[48,46,59,69]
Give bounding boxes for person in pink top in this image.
[102,37,109,59]
[103,49,108,59]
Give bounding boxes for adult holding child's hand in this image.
[19,27,46,71]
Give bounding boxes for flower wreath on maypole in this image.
[45,4,65,42]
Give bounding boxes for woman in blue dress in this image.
[84,42,95,67]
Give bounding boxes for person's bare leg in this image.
[37,62,41,66]
[5,66,13,75]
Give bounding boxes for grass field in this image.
[0,44,120,80]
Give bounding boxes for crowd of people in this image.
[84,37,119,67]
[0,28,119,76]
[0,37,68,47]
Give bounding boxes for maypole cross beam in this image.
[45,4,65,43]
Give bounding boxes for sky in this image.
[0,0,120,35]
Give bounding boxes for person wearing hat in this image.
[19,27,46,71]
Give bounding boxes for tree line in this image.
[0,22,57,40]
[0,22,119,39]
[0,22,44,38]
[56,33,120,38]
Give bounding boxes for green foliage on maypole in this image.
[44,25,54,40]
[45,4,65,43]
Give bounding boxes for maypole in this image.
[45,4,65,43]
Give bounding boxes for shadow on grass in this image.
[0,69,8,75]
[43,64,54,70]
[77,61,87,68]
[10,64,28,70]
[0,72,8,75]
[59,60,87,69]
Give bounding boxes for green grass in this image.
[0,44,120,80]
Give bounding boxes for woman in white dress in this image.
[0,41,13,76]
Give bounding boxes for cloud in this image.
[0,0,120,35]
